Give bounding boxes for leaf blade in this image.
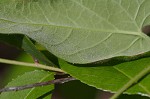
[22,36,55,66]
[59,58,150,97]
[0,70,54,99]
[0,0,150,64]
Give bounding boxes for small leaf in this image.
[22,36,55,66]
[0,70,54,99]
[59,58,150,97]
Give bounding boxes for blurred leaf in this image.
[0,0,150,64]
[59,58,150,97]
[0,70,54,99]
[4,53,36,84]
[22,36,55,66]
[0,34,23,48]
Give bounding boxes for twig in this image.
[0,77,76,92]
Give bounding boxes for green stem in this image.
[110,66,150,99]
[0,58,65,73]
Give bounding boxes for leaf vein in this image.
[71,0,118,30]
[24,73,53,98]
[113,66,150,94]
[113,37,140,56]
[67,33,113,56]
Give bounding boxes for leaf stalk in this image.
[0,58,65,73]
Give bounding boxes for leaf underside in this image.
[0,0,150,64]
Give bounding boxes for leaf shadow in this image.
[70,52,150,67]
[37,89,54,99]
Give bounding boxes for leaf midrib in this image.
[0,18,143,37]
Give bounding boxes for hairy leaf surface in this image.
[0,0,150,63]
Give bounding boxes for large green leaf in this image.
[0,0,150,64]
[59,58,150,97]
[0,70,54,99]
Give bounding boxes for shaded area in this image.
[0,43,21,88]
[142,25,150,36]
[70,50,150,67]
[37,90,54,99]
[52,80,98,99]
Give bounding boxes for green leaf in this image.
[22,36,55,66]
[1,0,150,64]
[0,34,56,66]
[0,70,54,99]
[3,53,36,86]
[59,58,150,97]
[118,94,150,99]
